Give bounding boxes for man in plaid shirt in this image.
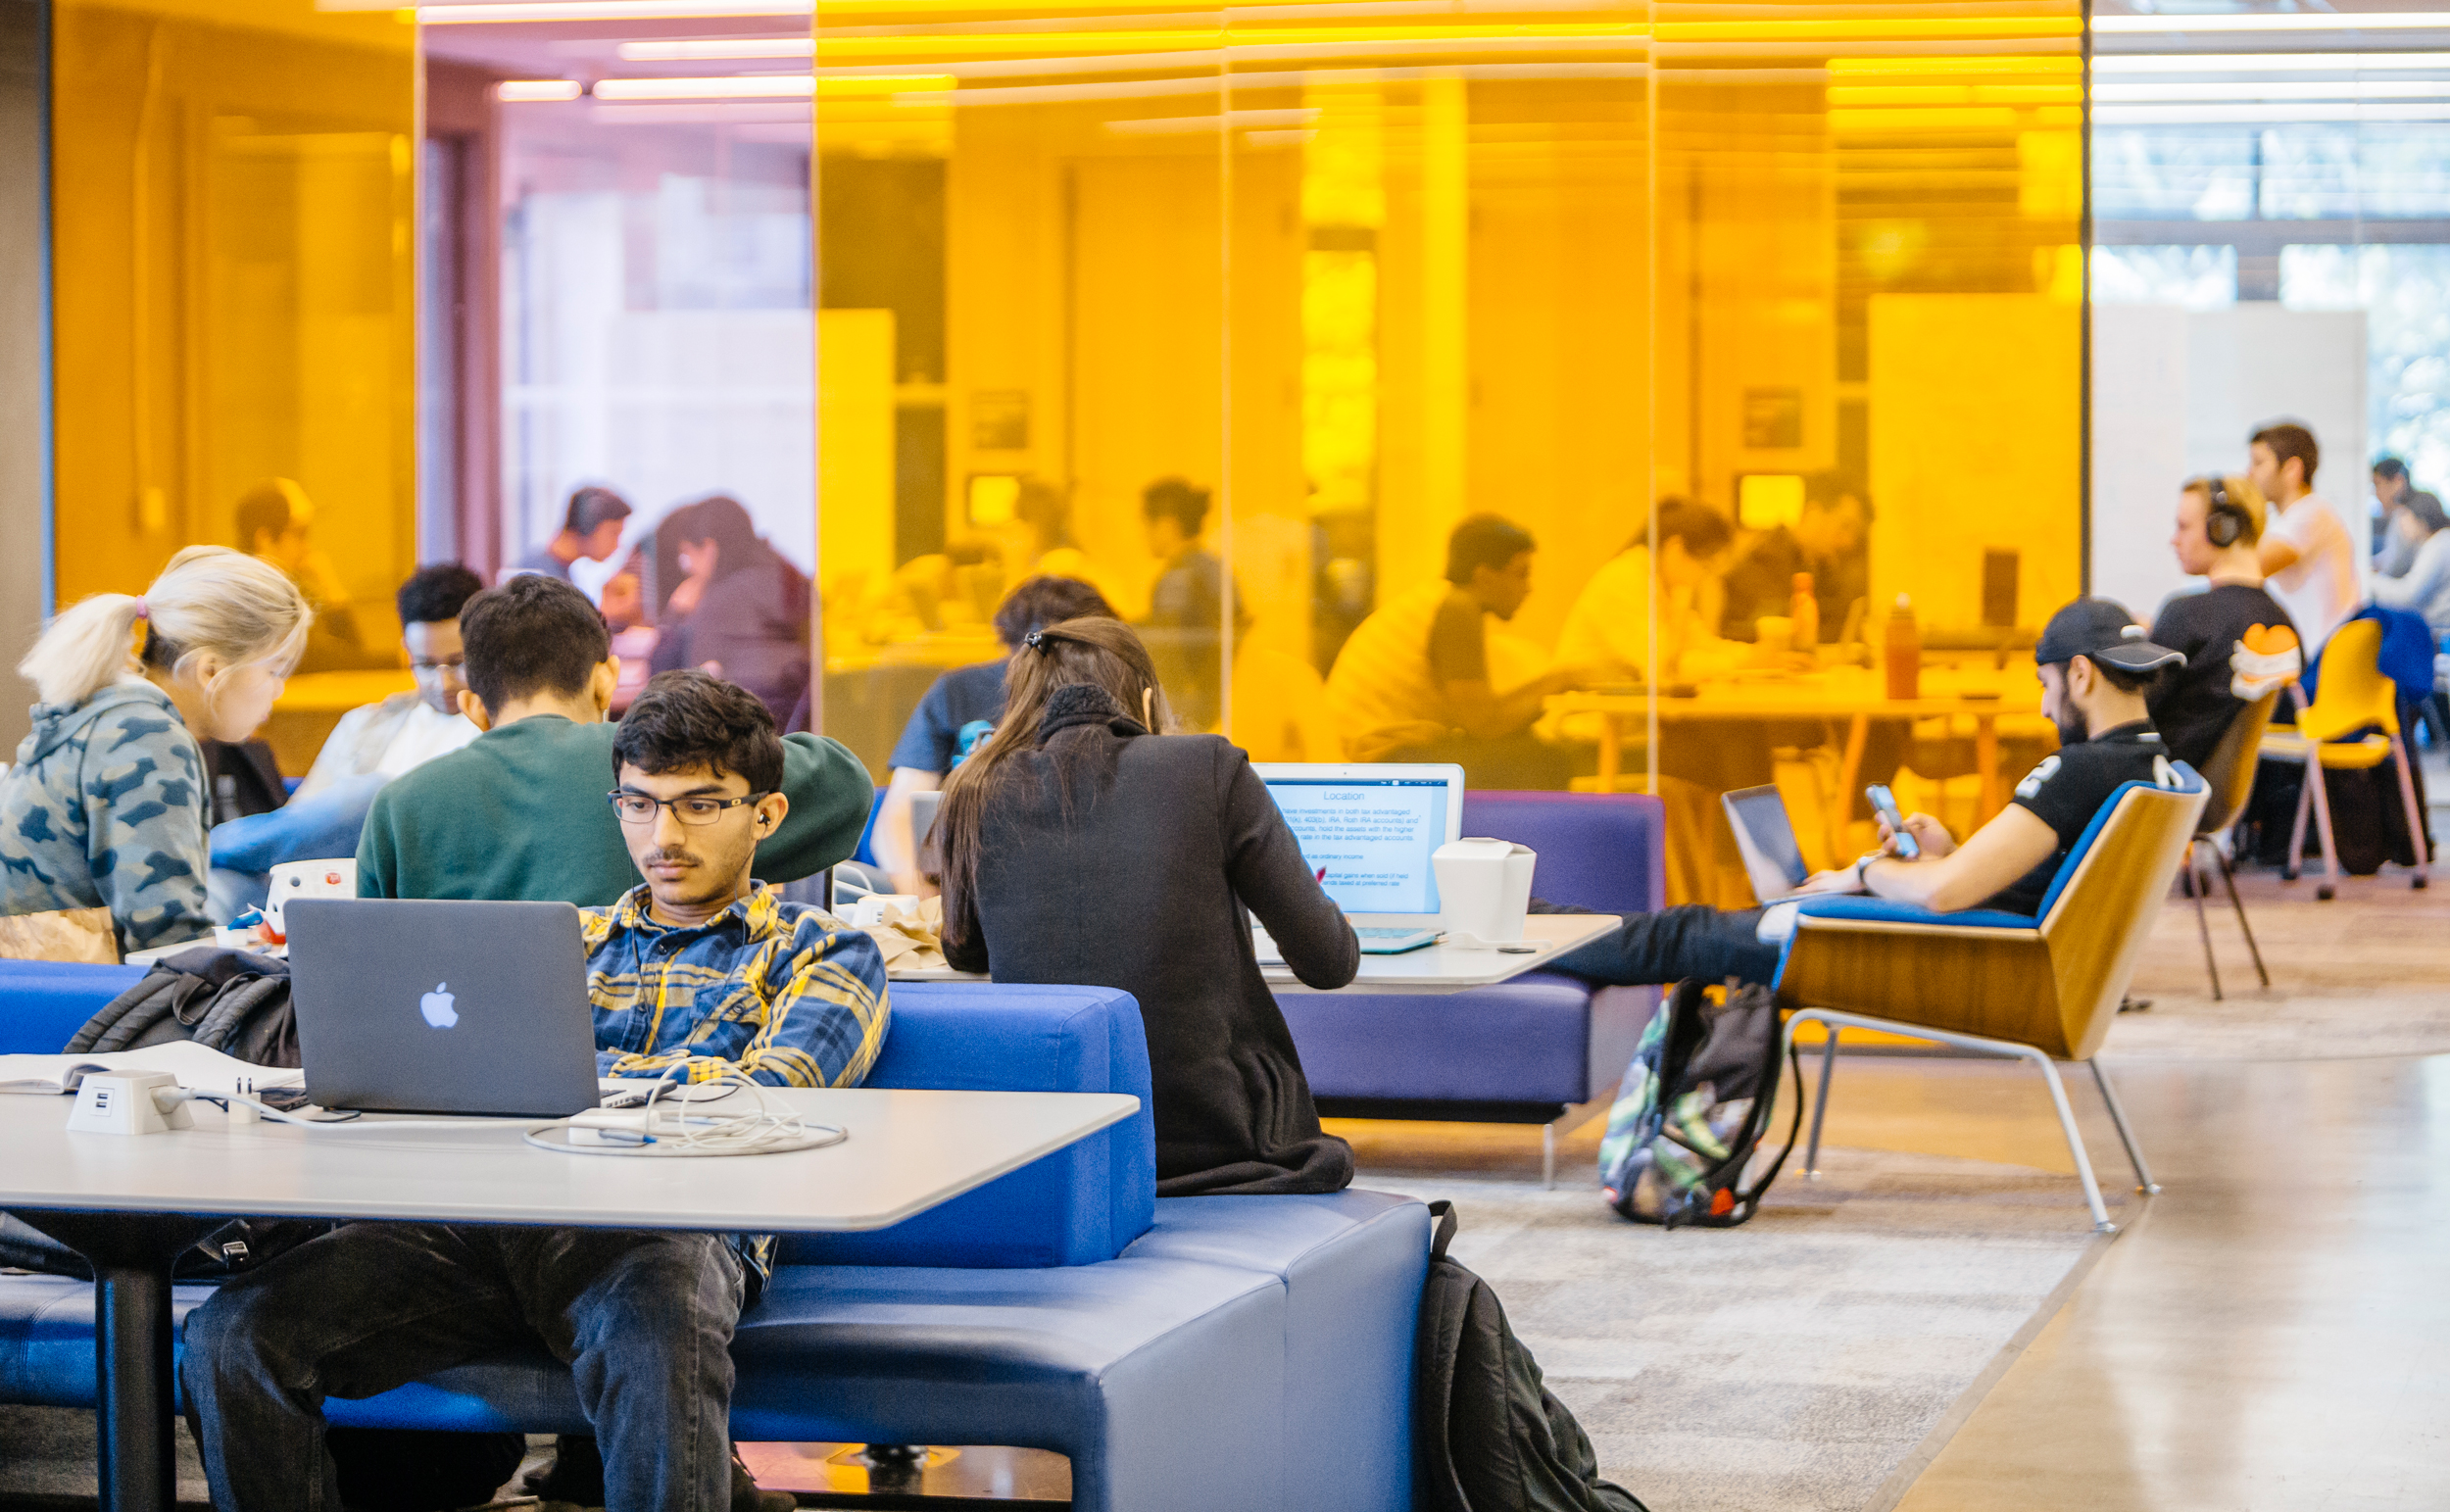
[183,671,888,1512]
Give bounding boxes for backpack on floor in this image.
[1415,1200,1648,1512]
[1598,979,1800,1228]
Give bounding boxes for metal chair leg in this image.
[2186,840,2223,1000]
[2214,847,2270,989]
[2285,756,2314,883]
[2390,734,2430,889]
[1542,1122,1556,1191]
[2027,1050,2116,1233]
[2087,1059,2160,1195]
[2305,752,2343,900]
[1805,1026,1839,1178]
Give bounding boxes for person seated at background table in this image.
[1139,475,1233,729]
[0,547,309,955]
[2373,456,2417,576]
[939,616,1361,1194]
[1226,588,1346,764]
[357,573,871,907]
[205,563,487,916]
[2251,421,2359,659]
[1552,497,1740,688]
[2148,475,2302,773]
[181,670,890,1512]
[1719,471,1872,642]
[235,478,389,674]
[2369,489,2450,640]
[1548,598,2188,990]
[1326,512,1593,789]
[651,494,814,727]
[503,483,632,587]
[874,573,1118,895]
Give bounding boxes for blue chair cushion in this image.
[1283,972,1609,1106]
[0,960,147,1053]
[1460,791,1666,917]
[783,983,1156,1268]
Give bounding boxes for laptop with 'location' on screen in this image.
[1250,763,1466,957]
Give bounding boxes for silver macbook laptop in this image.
[1250,762,1466,956]
[1722,785,1811,904]
[284,899,605,1117]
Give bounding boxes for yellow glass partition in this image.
[52,0,418,656]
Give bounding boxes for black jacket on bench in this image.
[944,684,1361,1195]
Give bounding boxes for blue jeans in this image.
[209,774,388,876]
[180,1222,747,1512]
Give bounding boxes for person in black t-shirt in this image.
[874,574,1118,893]
[2148,474,2303,771]
[1550,598,2190,988]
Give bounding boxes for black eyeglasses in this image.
[607,791,768,827]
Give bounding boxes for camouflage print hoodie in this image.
[0,680,213,955]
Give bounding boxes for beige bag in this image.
[0,906,122,964]
[858,897,948,974]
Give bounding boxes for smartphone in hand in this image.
[1866,785,1919,859]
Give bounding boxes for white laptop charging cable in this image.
[525,1062,845,1158]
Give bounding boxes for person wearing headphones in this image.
[2148,473,2302,772]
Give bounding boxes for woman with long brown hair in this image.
[939,616,1361,1195]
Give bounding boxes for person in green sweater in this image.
[356,571,871,909]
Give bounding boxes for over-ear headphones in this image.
[2202,476,2250,549]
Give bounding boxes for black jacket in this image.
[944,684,1361,1195]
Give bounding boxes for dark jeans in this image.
[1549,903,1781,989]
[180,1223,747,1512]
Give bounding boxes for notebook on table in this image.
[1250,763,1467,959]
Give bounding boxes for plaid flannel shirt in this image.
[581,885,891,1286]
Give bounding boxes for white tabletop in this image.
[0,1087,1138,1234]
[1264,912,1620,994]
[888,913,1621,995]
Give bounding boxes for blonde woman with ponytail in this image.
[0,547,311,953]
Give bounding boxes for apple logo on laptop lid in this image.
[419,983,459,1029]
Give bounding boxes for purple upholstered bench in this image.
[1277,790,1665,1187]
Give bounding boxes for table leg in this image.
[12,1211,216,1512]
[1831,714,1870,862]
[1976,714,2002,823]
[1596,712,1621,792]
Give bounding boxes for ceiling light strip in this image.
[419,1,810,21]
[2093,101,2450,122]
[2095,79,2450,101]
[2095,11,2450,33]
[2091,51,2450,73]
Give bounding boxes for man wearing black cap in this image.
[1549,597,2189,989]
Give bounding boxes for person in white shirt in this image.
[207,564,485,914]
[2251,420,2360,658]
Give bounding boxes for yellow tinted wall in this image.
[51,0,416,615]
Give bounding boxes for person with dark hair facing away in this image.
[356,574,871,905]
[182,670,889,1512]
[1326,512,1595,789]
[1138,476,1233,728]
[874,574,1119,895]
[652,494,813,726]
[2370,488,2450,639]
[2250,421,2358,658]
[940,616,1360,1193]
[2149,475,2301,773]
[207,563,490,913]
[1719,472,1873,641]
[236,477,389,673]
[1547,598,2189,989]
[507,484,633,586]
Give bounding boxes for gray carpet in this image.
[1361,1146,2118,1512]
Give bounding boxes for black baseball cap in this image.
[2034,597,2186,673]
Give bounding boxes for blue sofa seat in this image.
[1283,791,1664,1171]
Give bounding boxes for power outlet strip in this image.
[67,1072,193,1136]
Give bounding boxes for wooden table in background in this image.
[1548,667,2031,862]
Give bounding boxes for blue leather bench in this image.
[1280,789,1664,1184]
[0,963,1429,1512]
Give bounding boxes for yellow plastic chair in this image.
[2184,687,2281,1000]
[1774,771,2209,1232]
[2259,618,2432,901]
